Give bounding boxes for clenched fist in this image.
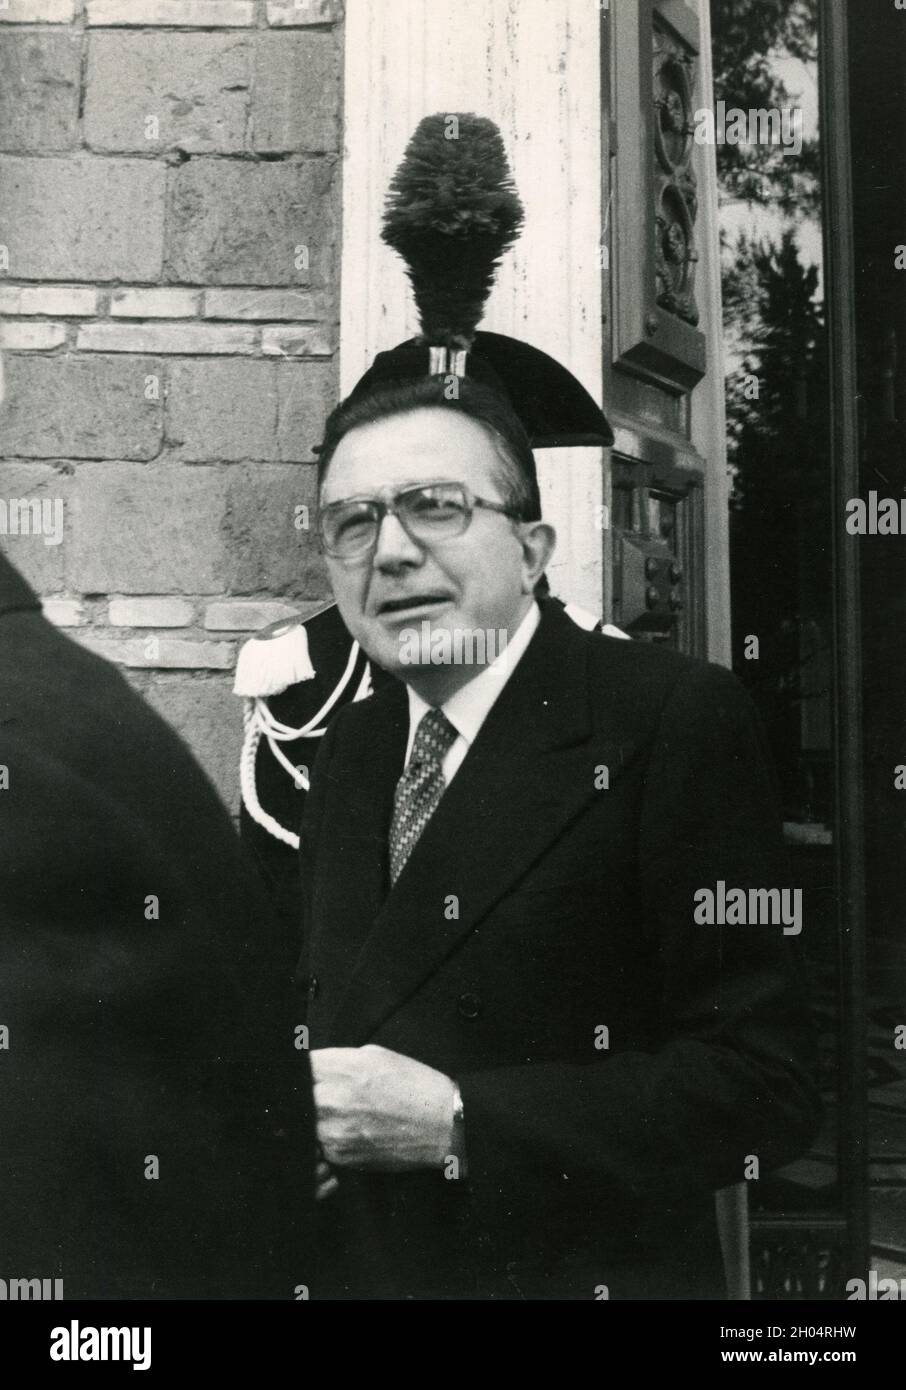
[311,1044,461,1172]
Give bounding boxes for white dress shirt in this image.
[403,601,542,785]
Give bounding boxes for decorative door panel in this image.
[604,0,710,660]
[610,0,707,393]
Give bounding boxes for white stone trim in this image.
[84,0,255,25]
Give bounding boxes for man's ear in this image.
[519,521,556,594]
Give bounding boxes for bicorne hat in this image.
[336,112,613,449]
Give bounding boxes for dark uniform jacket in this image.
[299,598,820,1299]
[239,602,392,931]
[0,552,316,1298]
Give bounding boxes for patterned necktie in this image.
[389,708,458,885]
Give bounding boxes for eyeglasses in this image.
[317,481,523,560]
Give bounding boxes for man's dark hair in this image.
[316,375,542,522]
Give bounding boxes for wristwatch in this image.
[451,1082,467,1168]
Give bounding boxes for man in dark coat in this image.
[300,385,821,1300]
[0,546,317,1298]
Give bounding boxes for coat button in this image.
[306,975,320,1001]
[457,992,482,1019]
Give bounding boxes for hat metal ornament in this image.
[235,112,615,848]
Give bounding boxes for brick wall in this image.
[0,0,343,810]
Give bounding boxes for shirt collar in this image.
[405,601,542,755]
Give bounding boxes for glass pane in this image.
[713,0,843,1294]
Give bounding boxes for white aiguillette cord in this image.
[238,635,369,849]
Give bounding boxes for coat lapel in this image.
[322,603,637,1046]
[306,681,407,1004]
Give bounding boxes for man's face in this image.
[320,407,553,692]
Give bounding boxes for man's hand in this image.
[312,1044,457,1172]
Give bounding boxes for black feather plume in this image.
[381,113,524,350]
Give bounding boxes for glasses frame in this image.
[317,479,524,560]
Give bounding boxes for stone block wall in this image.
[0,0,343,810]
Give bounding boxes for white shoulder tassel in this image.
[563,601,630,641]
[233,618,316,698]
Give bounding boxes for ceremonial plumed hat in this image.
[327,112,613,450]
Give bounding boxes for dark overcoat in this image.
[299,598,820,1299]
[0,553,316,1298]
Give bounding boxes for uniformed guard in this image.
[234,113,624,920]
